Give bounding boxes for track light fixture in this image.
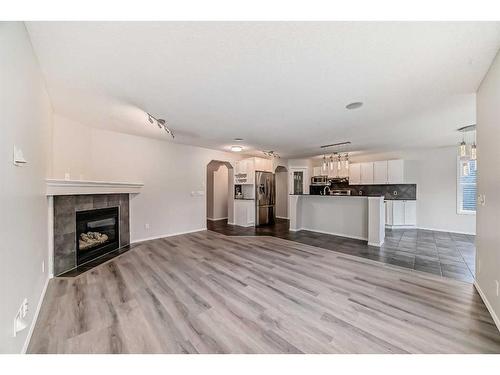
[147,113,174,139]
[263,151,280,158]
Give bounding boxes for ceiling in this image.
[26,22,500,158]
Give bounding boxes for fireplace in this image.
[76,206,119,265]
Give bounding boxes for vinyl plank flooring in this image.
[28,230,499,354]
[208,219,476,282]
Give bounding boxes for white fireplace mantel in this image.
[46,179,144,196]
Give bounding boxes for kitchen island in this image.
[288,194,385,247]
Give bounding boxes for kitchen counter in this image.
[234,197,255,200]
[292,193,416,200]
[290,194,382,198]
[289,194,385,247]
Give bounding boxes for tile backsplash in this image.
[329,183,417,200]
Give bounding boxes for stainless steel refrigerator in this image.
[255,171,275,226]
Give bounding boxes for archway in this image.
[206,160,234,224]
[275,165,289,219]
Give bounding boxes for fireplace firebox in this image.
[76,206,119,265]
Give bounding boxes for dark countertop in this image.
[234,198,255,200]
[289,194,382,198]
[290,194,416,200]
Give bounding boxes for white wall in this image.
[476,48,500,329]
[0,23,53,353]
[348,147,476,234]
[51,115,241,242]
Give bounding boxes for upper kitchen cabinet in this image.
[387,159,405,184]
[373,161,388,184]
[254,157,273,172]
[312,166,323,177]
[234,157,272,184]
[348,163,361,185]
[360,162,374,184]
[348,159,405,185]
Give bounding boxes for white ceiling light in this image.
[231,145,243,152]
[345,102,363,110]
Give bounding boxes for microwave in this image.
[311,175,329,185]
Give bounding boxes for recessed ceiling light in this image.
[231,145,243,152]
[346,102,363,110]
[233,138,244,141]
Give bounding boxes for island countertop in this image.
[288,194,385,247]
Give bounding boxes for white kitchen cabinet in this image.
[385,199,416,227]
[404,200,417,225]
[387,159,405,184]
[360,162,374,185]
[234,157,272,184]
[312,166,322,176]
[254,157,273,172]
[349,163,361,185]
[385,200,393,225]
[234,199,255,227]
[392,200,405,225]
[373,161,388,184]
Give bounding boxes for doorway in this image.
[206,160,234,223]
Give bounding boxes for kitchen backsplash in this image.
[329,183,417,200]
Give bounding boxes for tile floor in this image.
[207,219,476,283]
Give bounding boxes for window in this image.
[457,159,477,214]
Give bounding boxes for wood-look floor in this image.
[28,231,500,354]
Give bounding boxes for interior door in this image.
[292,171,304,195]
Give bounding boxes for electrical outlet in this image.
[144,223,150,230]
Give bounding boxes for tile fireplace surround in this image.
[53,194,130,275]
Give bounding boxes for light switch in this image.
[13,145,28,166]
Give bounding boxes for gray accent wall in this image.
[53,194,130,276]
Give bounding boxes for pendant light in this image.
[337,154,342,170]
[322,155,327,172]
[342,153,349,169]
[459,139,467,159]
[329,155,334,170]
[470,131,477,161]
[462,161,470,176]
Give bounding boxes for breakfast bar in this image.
[288,194,385,247]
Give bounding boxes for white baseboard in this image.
[227,221,235,225]
[131,228,207,244]
[474,281,500,333]
[417,226,476,235]
[295,227,368,242]
[207,217,228,221]
[276,216,289,220]
[368,241,385,247]
[386,225,416,229]
[234,223,255,228]
[22,276,49,354]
